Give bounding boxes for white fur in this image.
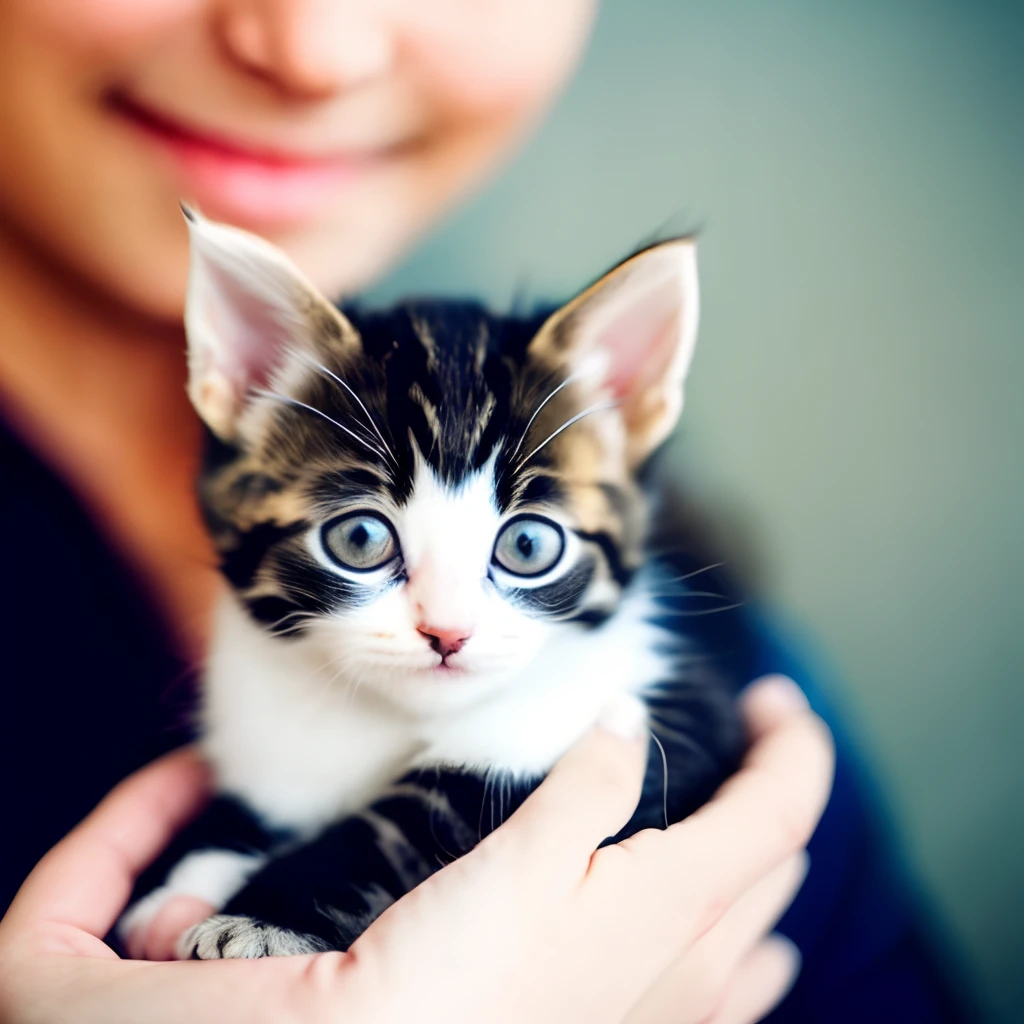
[203,598,415,831]
[117,850,264,942]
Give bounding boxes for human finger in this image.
[5,748,210,939]
[0,950,356,1024]
[705,934,801,1024]
[129,895,216,961]
[620,676,831,935]
[478,693,648,871]
[624,852,807,1024]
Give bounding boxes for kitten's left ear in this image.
[531,239,699,467]
[181,204,359,441]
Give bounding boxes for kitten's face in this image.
[186,213,698,715]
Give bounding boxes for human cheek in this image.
[22,0,205,54]
[400,0,596,113]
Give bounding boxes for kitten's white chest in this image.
[203,597,419,831]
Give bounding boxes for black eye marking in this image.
[502,556,597,619]
[574,528,631,587]
[220,520,307,589]
[246,596,309,637]
[322,511,400,572]
[567,608,613,629]
[492,514,565,578]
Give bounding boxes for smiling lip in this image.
[109,93,373,228]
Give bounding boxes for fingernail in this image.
[745,674,809,712]
[597,693,648,740]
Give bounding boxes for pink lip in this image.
[109,93,371,228]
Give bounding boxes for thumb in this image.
[4,748,210,939]
[488,694,649,868]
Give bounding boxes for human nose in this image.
[218,0,394,99]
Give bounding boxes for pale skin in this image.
[0,676,833,1024]
[0,0,836,1019]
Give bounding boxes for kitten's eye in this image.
[492,515,565,578]
[322,512,398,572]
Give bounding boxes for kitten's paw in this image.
[128,894,215,960]
[178,914,328,959]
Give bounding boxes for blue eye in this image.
[322,512,398,571]
[492,515,565,577]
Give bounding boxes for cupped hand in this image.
[339,674,832,1024]
[0,674,833,1024]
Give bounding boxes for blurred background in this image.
[369,1,1023,1020]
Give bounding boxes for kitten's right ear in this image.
[181,204,358,441]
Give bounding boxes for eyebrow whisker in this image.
[510,372,580,462]
[254,389,392,466]
[515,399,619,472]
[293,351,399,467]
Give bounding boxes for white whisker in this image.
[516,399,619,471]
[426,794,461,867]
[661,602,745,617]
[254,389,391,464]
[294,352,399,467]
[478,767,496,842]
[649,729,670,830]
[661,562,726,584]
[510,373,580,462]
[265,610,321,637]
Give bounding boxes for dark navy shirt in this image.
[0,410,973,1021]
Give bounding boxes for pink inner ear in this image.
[207,264,291,399]
[600,293,680,400]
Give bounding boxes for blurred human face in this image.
[0,1,594,318]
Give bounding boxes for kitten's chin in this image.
[360,660,530,717]
[302,616,553,717]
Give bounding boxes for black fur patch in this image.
[575,528,632,587]
[220,521,305,590]
[503,556,597,620]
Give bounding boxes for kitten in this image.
[120,208,753,959]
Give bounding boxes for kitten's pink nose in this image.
[418,627,471,659]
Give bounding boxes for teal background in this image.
[370,2,1023,1020]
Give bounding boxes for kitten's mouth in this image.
[428,660,469,677]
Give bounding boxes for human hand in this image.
[334,673,833,1024]
[0,674,831,1024]
[622,675,829,1024]
[0,749,342,1024]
